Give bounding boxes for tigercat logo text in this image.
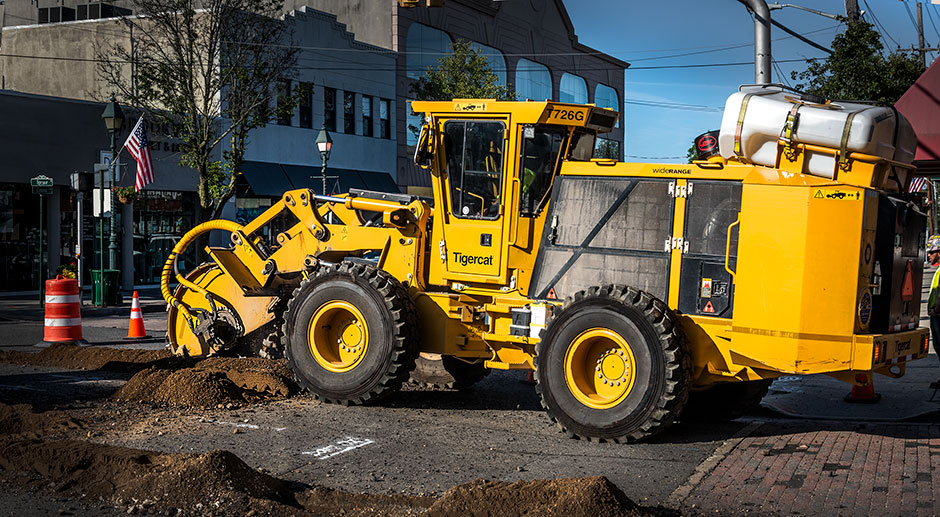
[452,252,494,267]
[896,339,912,354]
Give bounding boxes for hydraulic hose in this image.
[160,219,244,329]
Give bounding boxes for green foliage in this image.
[791,21,923,105]
[594,139,620,160]
[686,143,696,164]
[410,40,513,102]
[97,0,297,219]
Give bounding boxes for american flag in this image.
[909,176,929,194]
[123,115,154,192]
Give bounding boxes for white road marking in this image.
[302,436,375,459]
[0,384,47,392]
[212,420,287,432]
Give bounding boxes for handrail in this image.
[725,218,741,278]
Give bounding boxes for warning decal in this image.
[547,288,557,300]
[701,278,713,298]
[703,301,715,313]
[813,188,860,201]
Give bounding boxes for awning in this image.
[241,161,400,197]
[240,161,296,197]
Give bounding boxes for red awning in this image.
[896,59,940,162]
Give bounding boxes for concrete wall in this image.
[0,90,196,188]
[285,0,393,50]
[234,7,397,179]
[0,17,128,101]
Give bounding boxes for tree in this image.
[96,0,298,221]
[791,20,922,105]
[410,39,513,102]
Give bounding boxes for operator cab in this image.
[411,99,618,289]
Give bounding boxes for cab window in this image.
[444,120,505,219]
[519,126,567,217]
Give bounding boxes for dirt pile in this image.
[113,356,298,408]
[426,476,650,517]
[0,438,293,515]
[0,404,83,438]
[0,343,179,372]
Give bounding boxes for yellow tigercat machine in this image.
[162,84,929,442]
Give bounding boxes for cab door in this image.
[440,118,510,284]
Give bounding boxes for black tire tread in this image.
[534,285,691,443]
[281,262,419,405]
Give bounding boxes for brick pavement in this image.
[677,420,940,516]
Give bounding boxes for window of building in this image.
[469,42,507,86]
[323,87,336,131]
[380,99,390,139]
[515,59,552,101]
[519,126,566,217]
[361,95,373,137]
[276,79,292,126]
[298,82,313,129]
[560,73,587,104]
[444,120,506,220]
[406,23,453,79]
[594,138,621,160]
[407,100,422,147]
[595,83,620,128]
[343,92,356,134]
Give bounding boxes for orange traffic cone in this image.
[844,372,881,403]
[124,291,151,340]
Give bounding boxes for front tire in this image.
[282,263,418,405]
[535,286,690,442]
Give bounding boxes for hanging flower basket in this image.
[114,186,138,204]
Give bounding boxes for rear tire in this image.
[535,285,690,442]
[682,379,772,421]
[282,262,419,405]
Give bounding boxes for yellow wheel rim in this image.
[307,301,369,373]
[564,328,637,409]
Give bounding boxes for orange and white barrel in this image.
[44,275,83,342]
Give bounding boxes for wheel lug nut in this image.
[602,379,608,385]
[595,366,601,371]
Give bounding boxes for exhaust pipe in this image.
[739,0,772,84]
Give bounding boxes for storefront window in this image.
[515,59,552,101]
[0,184,41,291]
[131,190,197,285]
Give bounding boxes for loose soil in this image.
[0,347,653,516]
[114,357,297,408]
[0,343,178,372]
[0,344,298,408]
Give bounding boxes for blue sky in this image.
[564,0,940,163]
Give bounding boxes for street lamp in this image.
[316,125,333,196]
[100,96,124,306]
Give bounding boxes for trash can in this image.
[91,269,122,306]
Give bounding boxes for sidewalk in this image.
[0,286,167,322]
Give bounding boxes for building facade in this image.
[0,5,397,291]
[290,0,628,195]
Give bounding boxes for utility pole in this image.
[898,1,938,69]
[844,0,860,21]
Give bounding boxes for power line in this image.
[862,0,899,48]
[0,50,815,73]
[902,0,920,34]
[624,99,722,112]
[925,2,940,41]
[624,154,687,160]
